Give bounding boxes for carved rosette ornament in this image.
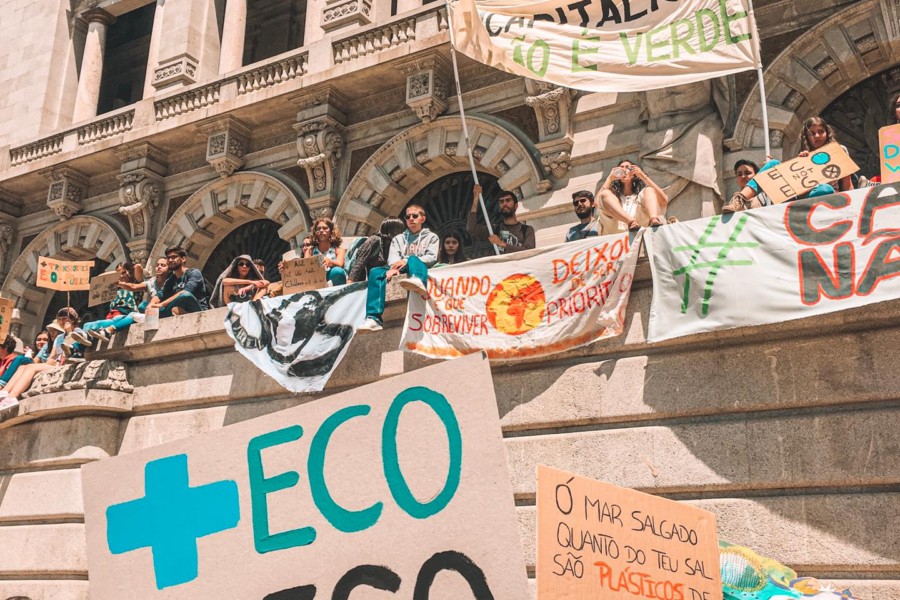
[525,79,577,180]
[398,53,450,124]
[42,167,88,220]
[198,117,249,178]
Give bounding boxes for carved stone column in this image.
[116,143,167,263]
[143,0,167,96]
[73,9,115,122]
[43,167,89,220]
[219,0,247,73]
[525,79,577,180]
[397,53,450,124]
[198,116,249,178]
[293,88,347,218]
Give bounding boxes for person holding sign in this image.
[71,262,141,350]
[725,116,853,212]
[598,159,668,233]
[357,204,439,332]
[150,246,210,317]
[210,255,268,307]
[304,217,347,286]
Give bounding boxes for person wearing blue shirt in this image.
[565,190,600,242]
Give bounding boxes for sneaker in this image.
[0,396,19,414]
[87,327,109,342]
[722,193,750,214]
[356,318,383,333]
[70,328,93,346]
[399,277,428,299]
[61,341,74,358]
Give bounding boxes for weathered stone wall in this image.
[0,269,897,600]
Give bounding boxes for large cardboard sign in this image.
[82,353,530,600]
[88,271,121,307]
[0,297,14,341]
[35,256,93,291]
[756,143,859,203]
[879,124,900,184]
[281,256,327,294]
[537,465,722,600]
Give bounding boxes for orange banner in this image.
[35,257,93,291]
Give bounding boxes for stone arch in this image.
[334,114,548,236]
[729,0,900,155]
[150,169,311,268]
[0,215,129,339]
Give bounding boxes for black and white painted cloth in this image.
[225,282,367,393]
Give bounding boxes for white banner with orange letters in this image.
[401,232,641,360]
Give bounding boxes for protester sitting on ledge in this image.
[436,232,468,266]
[358,204,439,332]
[0,309,76,414]
[469,185,535,254]
[0,336,26,388]
[80,259,165,343]
[565,190,600,242]
[304,217,347,286]
[725,116,853,213]
[211,254,267,306]
[722,160,769,214]
[70,262,141,350]
[598,159,667,233]
[29,329,51,364]
[347,217,405,283]
[150,246,209,317]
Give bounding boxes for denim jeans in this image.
[158,291,203,318]
[0,355,33,386]
[327,266,347,286]
[365,255,428,322]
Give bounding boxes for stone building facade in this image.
[0,0,898,342]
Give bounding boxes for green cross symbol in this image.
[671,214,760,316]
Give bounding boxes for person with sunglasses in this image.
[149,246,210,317]
[357,204,440,332]
[211,254,268,307]
[565,190,600,242]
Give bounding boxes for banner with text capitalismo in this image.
[646,184,900,343]
[447,0,761,93]
[402,232,640,360]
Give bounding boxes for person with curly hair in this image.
[597,159,668,233]
[304,217,347,286]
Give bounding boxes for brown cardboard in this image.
[879,124,900,184]
[281,256,327,295]
[536,465,722,600]
[88,272,122,307]
[756,142,859,203]
[0,296,13,341]
[35,257,93,291]
[82,353,530,600]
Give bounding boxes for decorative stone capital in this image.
[114,142,168,173]
[152,53,198,90]
[118,169,163,238]
[398,53,450,124]
[42,167,88,221]
[540,151,572,179]
[78,7,115,27]
[524,79,576,141]
[294,96,346,213]
[198,117,250,178]
[321,0,373,32]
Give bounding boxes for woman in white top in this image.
[598,159,669,234]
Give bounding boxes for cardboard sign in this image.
[282,249,301,262]
[879,124,900,184]
[88,272,122,307]
[756,142,859,203]
[281,256,327,295]
[0,296,14,341]
[35,256,94,291]
[143,306,160,331]
[537,465,723,600]
[82,353,530,600]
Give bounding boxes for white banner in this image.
[402,232,641,360]
[225,282,367,393]
[448,0,761,93]
[646,185,900,342]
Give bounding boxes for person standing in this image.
[565,190,600,242]
[468,185,535,254]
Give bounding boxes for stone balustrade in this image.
[76,110,135,145]
[332,16,417,65]
[236,52,308,95]
[154,82,221,121]
[9,134,65,166]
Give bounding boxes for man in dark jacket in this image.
[150,245,209,317]
[469,185,536,254]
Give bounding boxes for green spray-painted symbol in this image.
[671,214,760,316]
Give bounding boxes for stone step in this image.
[0,581,88,600]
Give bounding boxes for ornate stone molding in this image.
[198,116,250,178]
[42,166,88,220]
[23,360,133,399]
[397,53,450,124]
[0,219,16,279]
[152,53,198,90]
[115,143,167,261]
[525,79,576,179]
[321,0,373,32]
[293,88,348,217]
